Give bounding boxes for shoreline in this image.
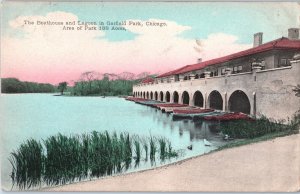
[44,133,300,192]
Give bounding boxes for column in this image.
[252,62,262,81]
[189,92,194,106]
[170,93,174,103]
[203,92,207,109]
[223,92,227,112]
[178,92,183,104]
[251,92,256,116]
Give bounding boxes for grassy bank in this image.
[216,110,299,150]
[220,111,300,139]
[217,129,299,151]
[9,131,178,190]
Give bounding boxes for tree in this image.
[81,71,97,94]
[58,82,67,95]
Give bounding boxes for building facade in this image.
[133,29,300,120]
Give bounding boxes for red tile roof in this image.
[141,77,154,83]
[157,37,300,78]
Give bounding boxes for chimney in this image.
[197,58,202,63]
[253,32,263,47]
[288,28,299,40]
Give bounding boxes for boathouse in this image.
[133,28,300,120]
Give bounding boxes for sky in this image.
[1,2,300,84]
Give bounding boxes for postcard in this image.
[1,1,299,192]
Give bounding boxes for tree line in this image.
[1,78,57,93]
[71,71,139,96]
[1,71,147,96]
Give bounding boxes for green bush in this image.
[220,111,300,139]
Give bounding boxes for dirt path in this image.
[46,134,300,192]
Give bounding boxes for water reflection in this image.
[144,106,221,143]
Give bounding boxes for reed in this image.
[142,138,148,161]
[158,137,167,160]
[149,136,157,161]
[9,131,178,190]
[167,141,178,158]
[133,137,141,162]
[43,134,84,185]
[9,139,43,190]
[158,138,178,160]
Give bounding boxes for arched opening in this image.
[200,73,205,78]
[228,90,251,114]
[155,92,158,101]
[146,92,149,99]
[184,76,189,80]
[159,91,164,101]
[134,92,136,97]
[195,74,199,79]
[208,90,223,110]
[150,92,153,100]
[173,91,179,103]
[166,91,170,102]
[143,92,145,99]
[193,91,204,107]
[182,91,190,105]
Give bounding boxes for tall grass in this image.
[9,131,178,190]
[149,136,157,161]
[142,138,148,161]
[9,139,43,190]
[158,138,167,160]
[158,137,178,161]
[133,137,141,165]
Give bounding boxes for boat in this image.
[204,112,254,121]
[172,109,215,120]
[192,111,226,120]
[154,103,189,111]
[164,106,198,113]
[135,100,163,106]
[125,97,148,102]
[173,108,214,114]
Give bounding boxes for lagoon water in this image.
[0,94,227,190]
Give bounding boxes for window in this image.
[238,66,243,72]
[280,58,287,66]
[233,66,238,74]
[221,68,226,75]
[214,70,218,76]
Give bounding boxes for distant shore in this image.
[45,134,300,192]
